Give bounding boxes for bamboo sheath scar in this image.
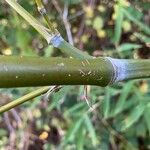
[0,56,149,88]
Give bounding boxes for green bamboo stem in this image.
[0,56,149,88]
[0,86,50,114]
[58,40,93,59]
[126,60,150,80]
[34,0,57,34]
[0,56,114,88]
[107,58,150,82]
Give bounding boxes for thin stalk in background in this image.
[0,87,49,114]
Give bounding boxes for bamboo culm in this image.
[0,56,150,88]
[0,56,113,88]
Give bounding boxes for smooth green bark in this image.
[0,56,113,88]
[107,58,150,82]
[122,59,150,80]
[58,40,93,59]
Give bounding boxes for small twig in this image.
[63,3,74,45]
[0,87,50,113]
[52,0,74,45]
[51,0,62,15]
[83,85,94,110]
[76,19,85,39]
[44,85,62,101]
[10,109,22,127]
[35,0,57,34]
[4,112,14,133]
[4,112,16,149]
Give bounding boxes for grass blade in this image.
[64,117,83,143]
[84,114,97,146]
[113,81,134,116]
[103,87,111,119]
[113,5,124,44]
[123,8,150,35]
[118,103,145,131]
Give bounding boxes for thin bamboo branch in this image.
[58,40,92,59]
[5,0,92,59]
[34,0,57,34]
[0,87,50,114]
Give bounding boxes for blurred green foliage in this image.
[0,0,150,149]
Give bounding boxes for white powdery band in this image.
[106,57,129,83]
[47,34,64,48]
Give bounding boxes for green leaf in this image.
[64,117,83,143]
[47,86,70,112]
[113,5,124,44]
[16,29,31,50]
[134,32,150,43]
[103,87,111,118]
[64,102,85,117]
[118,103,145,131]
[99,140,109,150]
[140,2,150,10]
[0,129,7,137]
[144,105,150,134]
[84,114,97,146]
[0,25,5,37]
[63,0,81,5]
[125,6,143,20]
[117,43,142,51]
[136,121,146,137]
[76,125,85,150]
[123,8,150,35]
[113,81,134,116]
[44,45,54,57]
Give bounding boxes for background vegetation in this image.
[0,0,150,149]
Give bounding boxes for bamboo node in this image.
[49,34,64,47]
[38,7,47,15]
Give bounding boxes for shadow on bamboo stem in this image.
[0,56,149,88]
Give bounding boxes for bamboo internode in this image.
[0,56,149,88]
[0,56,113,87]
